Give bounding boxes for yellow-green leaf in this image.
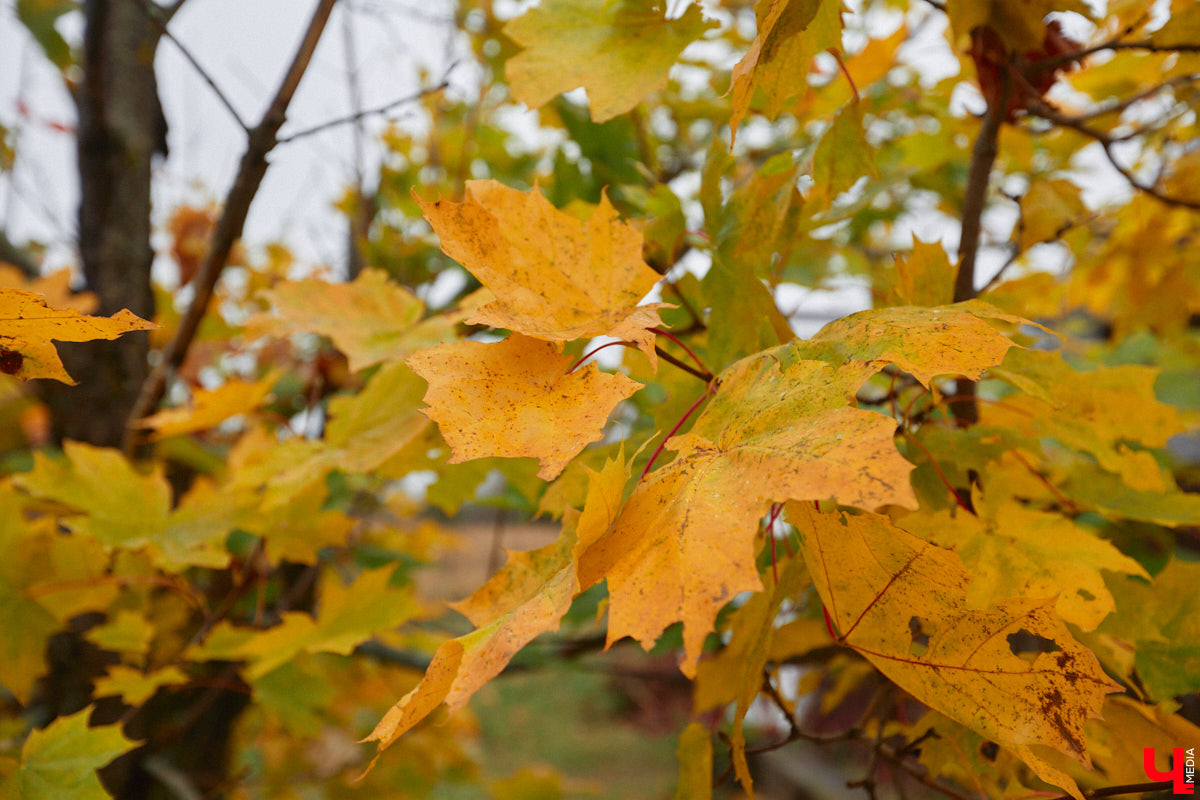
[1,709,136,800]
[247,269,461,372]
[729,0,842,140]
[504,0,715,122]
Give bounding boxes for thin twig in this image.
[1031,39,1200,73]
[141,0,249,131]
[1077,73,1200,121]
[123,0,339,454]
[655,345,712,382]
[277,70,456,143]
[1022,94,1200,211]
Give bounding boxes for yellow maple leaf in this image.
[578,356,916,676]
[504,0,715,123]
[729,0,842,141]
[0,266,97,314]
[133,370,281,439]
[898,503,1146,631]
[416,181,669,365]
[247,268,464,372]
[791,502,1121,800]
[364,451,627,760]
[792,301,1041,387]
[364,511,583,759]
[407,334,642,481]
[0,288,154,384]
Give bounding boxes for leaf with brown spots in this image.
[0,288,154,384]
[416,181,670,365]
[790,502,1121,800]
[407,334,641,480]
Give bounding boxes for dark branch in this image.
[124,0,339,454]
[654,346,713,383]
[1023,94,1200,211]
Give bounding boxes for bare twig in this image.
[141,0,249,131]
[1077,72,1200,121]
[123,0,339,454]
[1031,39,1200,73]
[1022,94,1200,211]
[276,71,455,144]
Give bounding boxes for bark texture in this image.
[41,0,164,447]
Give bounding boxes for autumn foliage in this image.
[3,0,1200,799]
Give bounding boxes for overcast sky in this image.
[0,0,467,279]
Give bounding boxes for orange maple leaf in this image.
[578,356,917,675]
[407,334,642,480]
[416,180,670,366]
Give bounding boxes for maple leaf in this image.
[94,665,188,706]
[790,301,1041,387]
[365,451,627,759]
[885,236,957,307]
[1,709,136,800]
[193,567,421,679]
[14,442,229,569]
[504,0,715,123]
[0,489,66,704]
[790,502,1121,799]
[578,355,917,676]
[0,288,154,383]
[729,0,843,141]
[133,370,280,439]
[985,348,1185,479]
[364,512,583,757]
[407,334,642,480]
[231,362,430,509]
[898,503,1147,631]
[812,101,877,200]
[247,268,464,372]
[416,181,670,364]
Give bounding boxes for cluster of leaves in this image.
[3,0,1200,798]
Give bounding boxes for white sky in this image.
[0,0,464,278]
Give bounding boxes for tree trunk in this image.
[40,0,164,448]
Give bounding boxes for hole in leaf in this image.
[1076,588,1095,602]
[1006,629,1061,659]
[979,741,999,761]
[908,616,931,657]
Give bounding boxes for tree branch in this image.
[276,68,456,144]
[1023,94,1200,212]
[954,74,1008,304]
[143,6,249,131]
[123,0,338,454]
